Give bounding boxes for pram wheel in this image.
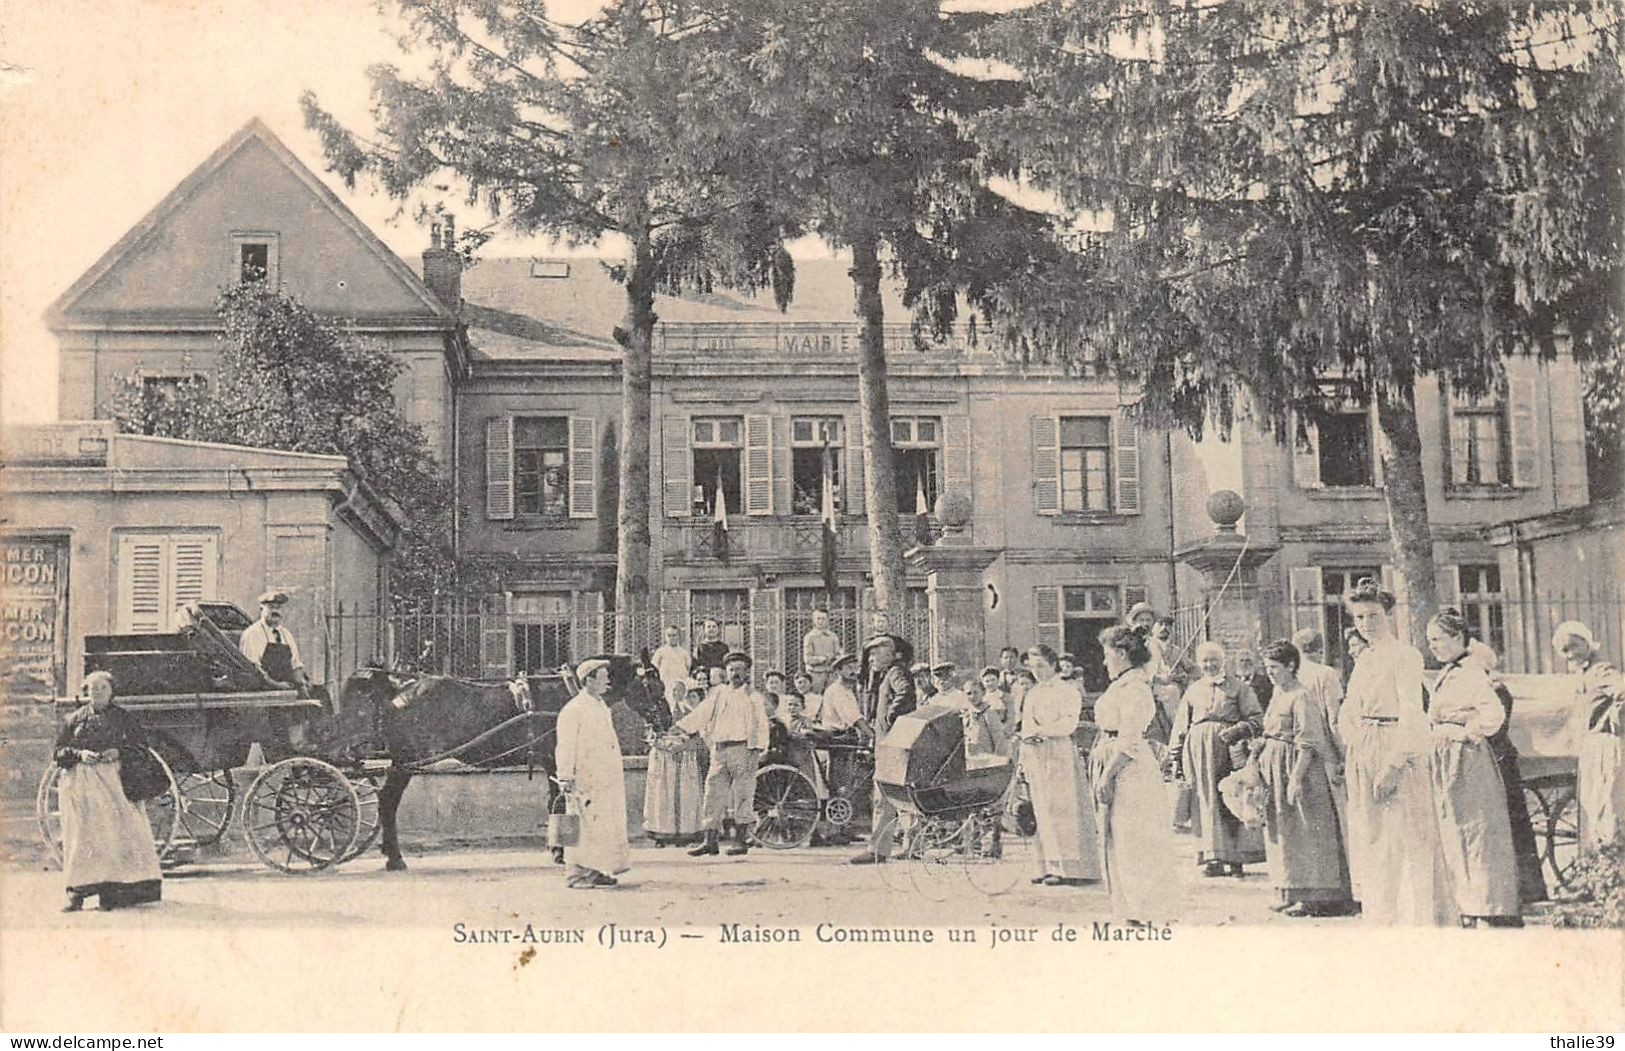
[962,802,1037,896]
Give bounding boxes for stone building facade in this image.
[44,120,1602,687]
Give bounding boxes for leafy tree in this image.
[732,0,1055,615]
[106,284,473,605]
[980,1,1622,642]
[301,0,795,646]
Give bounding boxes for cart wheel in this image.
[342,772,383,863]
[751,764,820,849]
[173,770,235,848]
[36,750,179,867]
[961,802,1038,896]
[907,816,969,903]
[150,732,233,847]
[243,758,360,873]
[1524,776,1581,890]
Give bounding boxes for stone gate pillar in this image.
[905,493,997,671]
[1174,490,1279,656]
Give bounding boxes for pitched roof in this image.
[459,257,915,361]
[47,118,452,329]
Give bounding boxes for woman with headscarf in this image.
[1019,644,1101,886]
[1255,640,1353,917]
[1551,621,1624,851]
[1170,641,1265,877]
[1341,578,1452,925]
[1092,627,1180,923]
[643,676,706,847]
[54,671,164,912]
[1424,609,1521,927]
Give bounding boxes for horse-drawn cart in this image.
[37,618,380,873]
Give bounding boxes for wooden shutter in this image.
[942,413,971,506]
[1288,567,1326,641]
[485,416,514,521]
[745,413,773,515]
[1508,373,1540,488]
[1032,415,1060,516]
[568,417,596,519]
[773,416,792,518]
[750,587,778,671]
[573,591,604,658]
[1435,565,1461,611]
[1369,402,1386,487]
[116,536,166,634]
[480,593,512,679]
[1034,586,1062,654]
[846,415,866,516]
[663,414,692,517]
[1547,356,1588,506]
[170,535,218,612]
[1113,411,1141,514]
[1291,414,1322,489]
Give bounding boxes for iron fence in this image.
[325,594,936,686]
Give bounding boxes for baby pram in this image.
[871,703,1034,897]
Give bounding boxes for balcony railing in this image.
[662,514,956,560]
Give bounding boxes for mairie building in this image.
[27,118,1603,694]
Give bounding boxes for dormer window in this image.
[231,232,279,287]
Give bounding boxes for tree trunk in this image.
[1375,381,1438,649]
[851,230,909,619]
[614,230,657,651]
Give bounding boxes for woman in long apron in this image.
[1425,610,1521,927]
[1255,641,1353,917]
[1340,578,1453,926]
[1092,627,1180,923]
[644,678,705,846]
[54,671,163,912]
[1171,642,1265,877]
[1552,621,1625,852]
[1019,644,1101,886]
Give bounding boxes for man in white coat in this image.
[555,658,629,889]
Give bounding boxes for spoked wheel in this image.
[342,772,383,863]
[751,764,820,849]
[243,758,360,873]
[962,802,1038,896]
[150,732,233,847]
[173,770,235,847]
[1524,776,1581,890]
[907,815,970,903]
[36,749,179,866]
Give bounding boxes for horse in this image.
[335,655,665,871]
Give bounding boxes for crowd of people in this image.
[585,585,1625,926]
[51,587,1621,927]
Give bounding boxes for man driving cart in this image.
[239,590,312,697]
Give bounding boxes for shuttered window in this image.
[115,533,219,633]
[490,415,597,520]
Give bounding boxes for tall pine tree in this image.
[302,0,795,644]
[981,1,1622,642]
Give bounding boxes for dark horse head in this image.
[335,654,663,871]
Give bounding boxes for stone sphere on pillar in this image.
[1206,489,1246,532]
[935,491,973,529]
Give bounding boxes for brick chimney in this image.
[421,215,462,313]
